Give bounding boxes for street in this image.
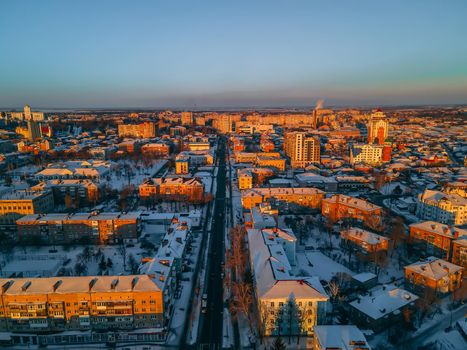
[199,137,227,348]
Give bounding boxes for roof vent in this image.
[22,281,32,291]
[53,280,62,292]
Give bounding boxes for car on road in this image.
[201,293,208,313]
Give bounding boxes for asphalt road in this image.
[199,137,227,349]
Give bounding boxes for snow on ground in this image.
[422,325,466,350]
[103,159,167,191]
[0,243,149,278]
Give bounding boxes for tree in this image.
[74,262,87,276]
[328,280,340,322]
[231,282,253,328]
[128,254,139,274]
[258,301,274,344]
[98,255,107,272]
[297,301,314,343]
[270,336,286,350]
[390,216,406,251]
[106,257,113,269]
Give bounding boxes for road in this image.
[199,137,227,349]
[407,304,467,348]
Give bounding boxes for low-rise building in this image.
[16,211,141,244]
[349,286,418,332]
[341,227,390,255]
[139,177,205,203]
[451,238,467,268]
[409,221,467,260]
[247,228,328,336]
[313,325,371,350]
[322,194,382,224]
[0,189,54,225]
[241,187,324,210]
[405,257,463,295]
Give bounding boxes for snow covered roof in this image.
[405,257,463,280]
[419,189,467,206]
[247,228,327,301]
[349,285,418,320]
[0,275,160,295]
[341,227,390,245]
[243,187,324,197]
[409,221,467,239]
[324,194,381,212]
[314,325,371,350]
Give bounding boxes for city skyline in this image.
[1,0,467,108]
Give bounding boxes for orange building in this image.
[322,194,382,223]
[141,143,170,157]
[139,177,205,202]
[451,238,467,268]
[118,122,156,138]
[409,221,467,260]
[0,275,164,334]
[405,257,463,294]
[340,227,390,254]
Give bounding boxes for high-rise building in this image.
[23,104,31,120]
[367,109,389,145]
[180,111,193,125]
[284,132,320,168]
[118,122,156,138]
[27,120,42,141]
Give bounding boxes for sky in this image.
[1,0,466,109]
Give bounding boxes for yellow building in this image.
[0,189,54,225]
[175,158,189,174]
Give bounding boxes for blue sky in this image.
[1,0,466,108]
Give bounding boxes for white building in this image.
[247,228,328,336]
[350,143,384,165]
[416,189,467,225]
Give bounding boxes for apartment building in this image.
[340,227,390,255]
[322,194,382,224]
[180,111,193,125]
[349,286,417,333]
[284,132,320,168]
[140,217,192,324]
[451,238,467,268]
[367,109,389,145]
[0,189,54,225]
[141,143,170,157]
[118,122,156,138]
[0,275,164,335]
[175,150,214,174]
[416,189,467,225]
[237,167,276,190]
[241,187,324,210]
[32,179,100,207]
[409,221,467,260]
[405,257,463,295]
[350,143,391,166]
[139,177,205,202]
[16,211,141,244]
[247,228,328,336]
